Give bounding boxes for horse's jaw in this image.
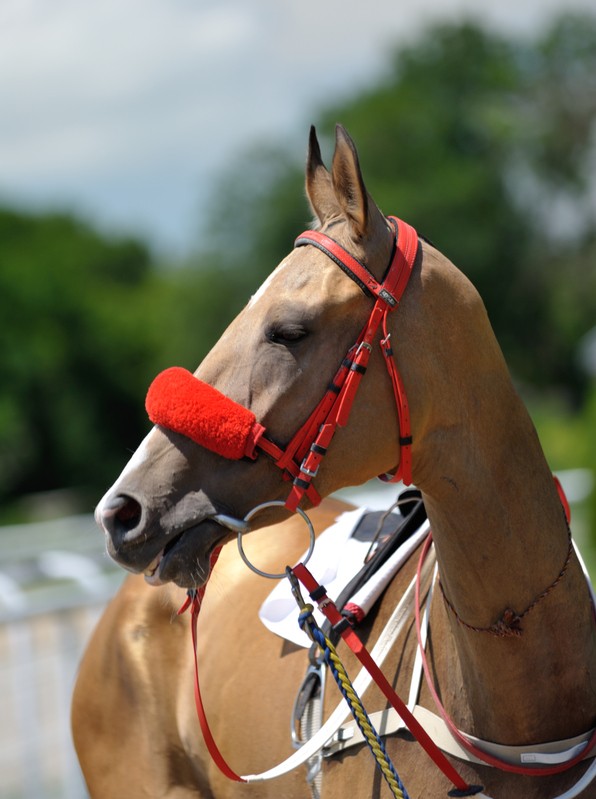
[141,518,230,588]
[102,510,231,589]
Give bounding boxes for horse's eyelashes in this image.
[266,325,309,346]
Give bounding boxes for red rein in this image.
[146,216,419,511]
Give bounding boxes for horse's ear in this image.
[305,126,340,225]
[331,125,369,239]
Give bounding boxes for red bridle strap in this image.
[281,216,418,511]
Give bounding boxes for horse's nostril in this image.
[114,496,143,532]
[99,494,143,537]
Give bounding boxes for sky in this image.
[1,0,595,257]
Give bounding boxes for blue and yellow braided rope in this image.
[298,604,410,799]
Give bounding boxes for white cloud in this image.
[0,0,594,253]
[0,0,259,175]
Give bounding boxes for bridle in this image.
[282,216,418,510]
[146,216,419,513]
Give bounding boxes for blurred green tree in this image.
[0,208,161,505]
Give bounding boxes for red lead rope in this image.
[187,596,246,783]
[177,557,474,795]
[177,547,246,783]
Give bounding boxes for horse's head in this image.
[96,125,420,587]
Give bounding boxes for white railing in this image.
[0,514,122,799]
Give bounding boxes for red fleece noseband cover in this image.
[145,366,265,460]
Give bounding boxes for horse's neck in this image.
[401,247,596,744]
[421,418,596,743]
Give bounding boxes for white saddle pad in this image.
[259,507,430,648]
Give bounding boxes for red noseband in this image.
[145,216,419,511]
[146,367,266,460]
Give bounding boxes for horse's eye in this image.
[266,324,308,346]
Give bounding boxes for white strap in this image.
[413,708,596,799]
[242,552,434,781]
[573,540,596,607]
[414,706,594,767]
[326,704,594,766]
[407,560,436,712]
[554,756,596,799]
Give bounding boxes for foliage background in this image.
[1,13,595,535]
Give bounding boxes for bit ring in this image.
[237,500,315,579]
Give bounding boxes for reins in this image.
[178,504,596,798]
[287,561,479,797]
[177,539,478,797]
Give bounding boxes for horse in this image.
[72,125,596,798]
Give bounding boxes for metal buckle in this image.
[300,458,319,478]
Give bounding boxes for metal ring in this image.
[237,500,316,580]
